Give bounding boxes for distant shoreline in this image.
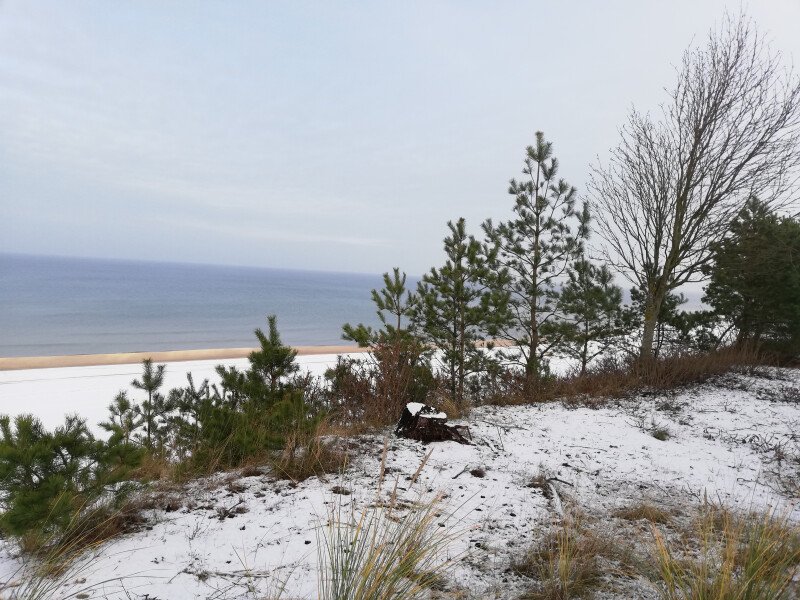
[0,345,366,371]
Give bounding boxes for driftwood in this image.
[394,403,471,444]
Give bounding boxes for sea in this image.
[0,253,384,358]
[0,253,705,359]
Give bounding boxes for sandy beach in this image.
[0,344,365,371]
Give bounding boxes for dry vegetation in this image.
[270,421,350,484]
[614,503,673,525]
[507,499,800,600]
[481,345,765,409]
[651,505,800,600]
[512,513,621,600]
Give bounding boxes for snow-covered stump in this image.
[394,402,471,444]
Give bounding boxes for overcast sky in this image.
[1,1,799,275]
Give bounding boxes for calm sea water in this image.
[0,254,384,357]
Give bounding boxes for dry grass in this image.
[512,513,620,600]
[614,503,672,525]
[129,451,176,482]
[488,346,766,408]
[650,506,800,600]
[317,493,457,600]
[270,421,349,483]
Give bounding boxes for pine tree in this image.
[131,359,173,450]
[483,132,588,380]
[170,373,211,458]
[703,197,800,357]
[339,268,433,414]
[557,259,623,374]
[214,364,247,408]
[342,268,418,346]
[0,413,139,542]
[99,391,143,446]
[249,314,299,395]
[414,218,505,406]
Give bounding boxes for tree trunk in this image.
[640,291,664,360]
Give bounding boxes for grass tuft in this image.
[271,422,349,483]
[651,506,800,600]
[614,502,672,525]
[513,513,617,600]
[317,493,457,600]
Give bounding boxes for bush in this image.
[183,390,321,474]
[0,414,141,550]
[325,338,434,430]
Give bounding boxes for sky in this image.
[1,1,799,276]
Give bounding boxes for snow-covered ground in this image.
[0,353,362,432]
[1,364,799,599]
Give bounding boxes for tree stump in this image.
[395,402,471,444]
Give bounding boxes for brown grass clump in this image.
[650,506,800,600]
[271,422,349,483]
[129,451,176,482]
[513,514,619,600]
[614,503,672,525]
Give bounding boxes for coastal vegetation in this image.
[1,10,799,600]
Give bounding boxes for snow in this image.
[1,362,799,599]
[0,353,363,433]
[405,402,447,419]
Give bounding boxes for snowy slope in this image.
[1,368,797,599]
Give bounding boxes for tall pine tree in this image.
[483,132,588,381]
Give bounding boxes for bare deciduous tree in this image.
[589,13,800,359]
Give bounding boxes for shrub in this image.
[184,390,320,474]
[325,339,434,430]
[0,414,141,551]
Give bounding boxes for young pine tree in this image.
[131,359,170,450]
[557,259,624,374]
[249,314,299,395]
[214,315,300,406]
[483,132,588,380]
[338,268,433,415]
[0,413,140,543]
[170,373,211,459]
[342,268,418,346]
[414,218,505,407]
[99,391,143,446]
